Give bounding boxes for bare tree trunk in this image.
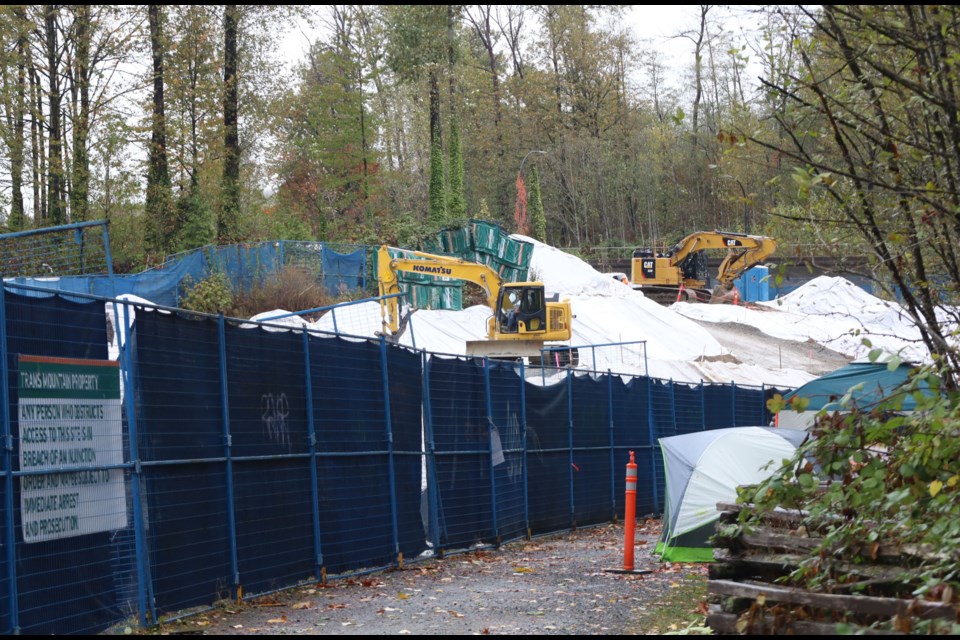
[495,6,526,79]
[70,5,91,223]
[46,5,66,225]
[30,64,44,223]
[6,7,29,229]
[465,6,503,139]
[691,5,709,144]
[146,4,173,252]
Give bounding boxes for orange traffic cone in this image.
[733,289,740,306]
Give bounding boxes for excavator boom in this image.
[630,231,777,303]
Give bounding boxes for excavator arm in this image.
[668,231,776,288]
[376,245,504,336]
[376,245,575,361]
[631,231,777,303]
[714,234,777,288]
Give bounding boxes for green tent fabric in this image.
[782,361,928,413]
[657,427,808,562]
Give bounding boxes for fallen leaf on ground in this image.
[267,616,287,624]
[291,601,312,610]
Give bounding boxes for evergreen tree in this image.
[447,113,465,221]
[428,119,447,228]
[529,166,546,242]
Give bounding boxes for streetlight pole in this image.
[519,150,546,178]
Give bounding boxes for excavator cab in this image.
[497,284,547,335]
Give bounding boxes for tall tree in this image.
[446,5,465,222]
[0,6,30,229]
[219,4,240,243]
[45,5,65,225]
[145,5,174,253]
[383,5,450,228]
[67,5,91,223]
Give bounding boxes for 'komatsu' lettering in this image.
[412,265,453,275]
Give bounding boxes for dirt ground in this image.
[140,520,708,636]
[692,318,851,377]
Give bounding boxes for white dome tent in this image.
[656,427,808,562]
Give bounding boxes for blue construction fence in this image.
[0,284,792,635]
[4,241,368,308]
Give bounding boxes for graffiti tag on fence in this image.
[260,392,291,449]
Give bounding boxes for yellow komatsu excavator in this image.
[629,231,777,303]
[376,245,578,364]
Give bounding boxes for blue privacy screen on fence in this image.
[3,293,128,635]
[0,286,792,634]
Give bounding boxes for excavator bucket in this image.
[709,284,740,304]
[465,339,544,359]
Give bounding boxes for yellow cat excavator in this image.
[629,231,777,303]
[376,245,578,364]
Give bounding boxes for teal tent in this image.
[783,361,927,412]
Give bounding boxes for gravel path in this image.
[148,519,707,636]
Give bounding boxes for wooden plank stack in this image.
[706,502,959,635]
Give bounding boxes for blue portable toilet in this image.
[734,265,770,302]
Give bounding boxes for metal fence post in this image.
[700,380,706,431]
[378,336,401,567]
[607,370,615,521]
[217,314,241,600]
[731,380,737,426]
[101,222,115,277]
[519,359,530,539]
[301,332,324,583]
[668,379,677,436]
[482,357,500,545]
[566,368,575,529]
[761,383,766,425]
[120,301,155,625]
[0,288,19,633]
[422,353,442,556]
[645,375,658,512]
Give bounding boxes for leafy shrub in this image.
[230,267,339,319]
[179,272,234,314]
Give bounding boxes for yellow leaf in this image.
[929,479,944,497]
[513,567,534,574]
[291,601,312,610]
[397,592,409,600]
[947,475,959,488]
[756,594,766,606]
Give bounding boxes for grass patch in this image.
[629,569,710,635]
